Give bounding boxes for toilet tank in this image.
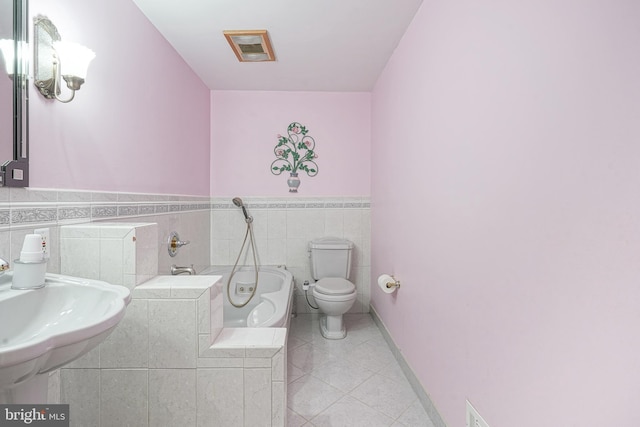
[309,237,354,280]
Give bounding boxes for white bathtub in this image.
[200,265,294,328]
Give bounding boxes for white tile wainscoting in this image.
[0,189,378,426]
[0,190,370,294]
[0,187,212,277]
[210,197,371,315]
[55,275,222,426]
[60,222,159,290]
[56,275,288,427]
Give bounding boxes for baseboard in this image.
[369,305,448,427]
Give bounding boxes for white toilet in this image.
[309,237,357,339]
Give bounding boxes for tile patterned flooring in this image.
[287,314,436,427]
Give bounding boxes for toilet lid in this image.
[314,278,355,295]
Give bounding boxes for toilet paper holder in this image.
[378,274,401,290]
[385,276,400,290]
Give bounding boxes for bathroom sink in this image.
[0,272,131,400]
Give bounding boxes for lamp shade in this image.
[0,39,14,75]
[53,41,95,79]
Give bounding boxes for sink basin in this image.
[0,272,131,402]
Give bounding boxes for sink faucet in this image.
[170,264,196,275]
[0,258,9,275]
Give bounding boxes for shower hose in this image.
[226,219,259,308]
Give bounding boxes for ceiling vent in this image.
[223,30,275,62]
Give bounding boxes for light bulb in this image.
[53,41,95,79]
[0,39,14,75]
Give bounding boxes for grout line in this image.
[288,314,428,425]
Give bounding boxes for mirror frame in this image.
[1,0,29,187]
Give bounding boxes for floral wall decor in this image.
[271,122,319,192]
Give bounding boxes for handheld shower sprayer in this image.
[232,197,252,223]
[228,197,259,308]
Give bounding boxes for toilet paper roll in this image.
[377,274,398,294]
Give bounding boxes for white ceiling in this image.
[131,0,423,92]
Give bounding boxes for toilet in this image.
[309,237,357,339]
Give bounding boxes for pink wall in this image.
[28,0,210,195]
[371,1,640,426]
[210,90,370,197]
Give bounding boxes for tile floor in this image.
[286,314,436,427]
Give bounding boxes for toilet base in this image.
[319,315,346,340]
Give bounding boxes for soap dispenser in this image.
[12,234,47,289]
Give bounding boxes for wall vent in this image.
[223,30,275,62]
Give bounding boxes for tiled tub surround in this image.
[58,275,288,427]
[60,223,159,290]
[199,327,288,427]
[0,188,211,277]
[211,197,371,314]
[58,275,221,427]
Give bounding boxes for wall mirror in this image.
[0,0,29,187]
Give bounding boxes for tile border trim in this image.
[0,188,212,230]
[0,188,370,230]
[210,197,370,209]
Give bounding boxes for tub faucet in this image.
[170,264,196,275]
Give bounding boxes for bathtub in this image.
[200,265,294,328]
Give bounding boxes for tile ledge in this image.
[211,327,286,348]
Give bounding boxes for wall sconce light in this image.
[34,16,95,103]
[0,39,15,77]
[0,39,29,80]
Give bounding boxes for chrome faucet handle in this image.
[168,231,189,257]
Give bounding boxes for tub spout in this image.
[171,264,196,275]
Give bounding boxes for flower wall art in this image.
[271,122,319,192]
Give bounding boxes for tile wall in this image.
[0,189,371,426]
[211,197,371,314]
[59,275,221,427]
[0,189,371,310]
[60,222,159,289]
[198,327,288,427]
[0,187,211,276]
[59,274,287,427]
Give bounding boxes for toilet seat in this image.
[314,278,355,296]
[311,277,356,340]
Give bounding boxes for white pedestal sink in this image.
[0,272,131,403]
